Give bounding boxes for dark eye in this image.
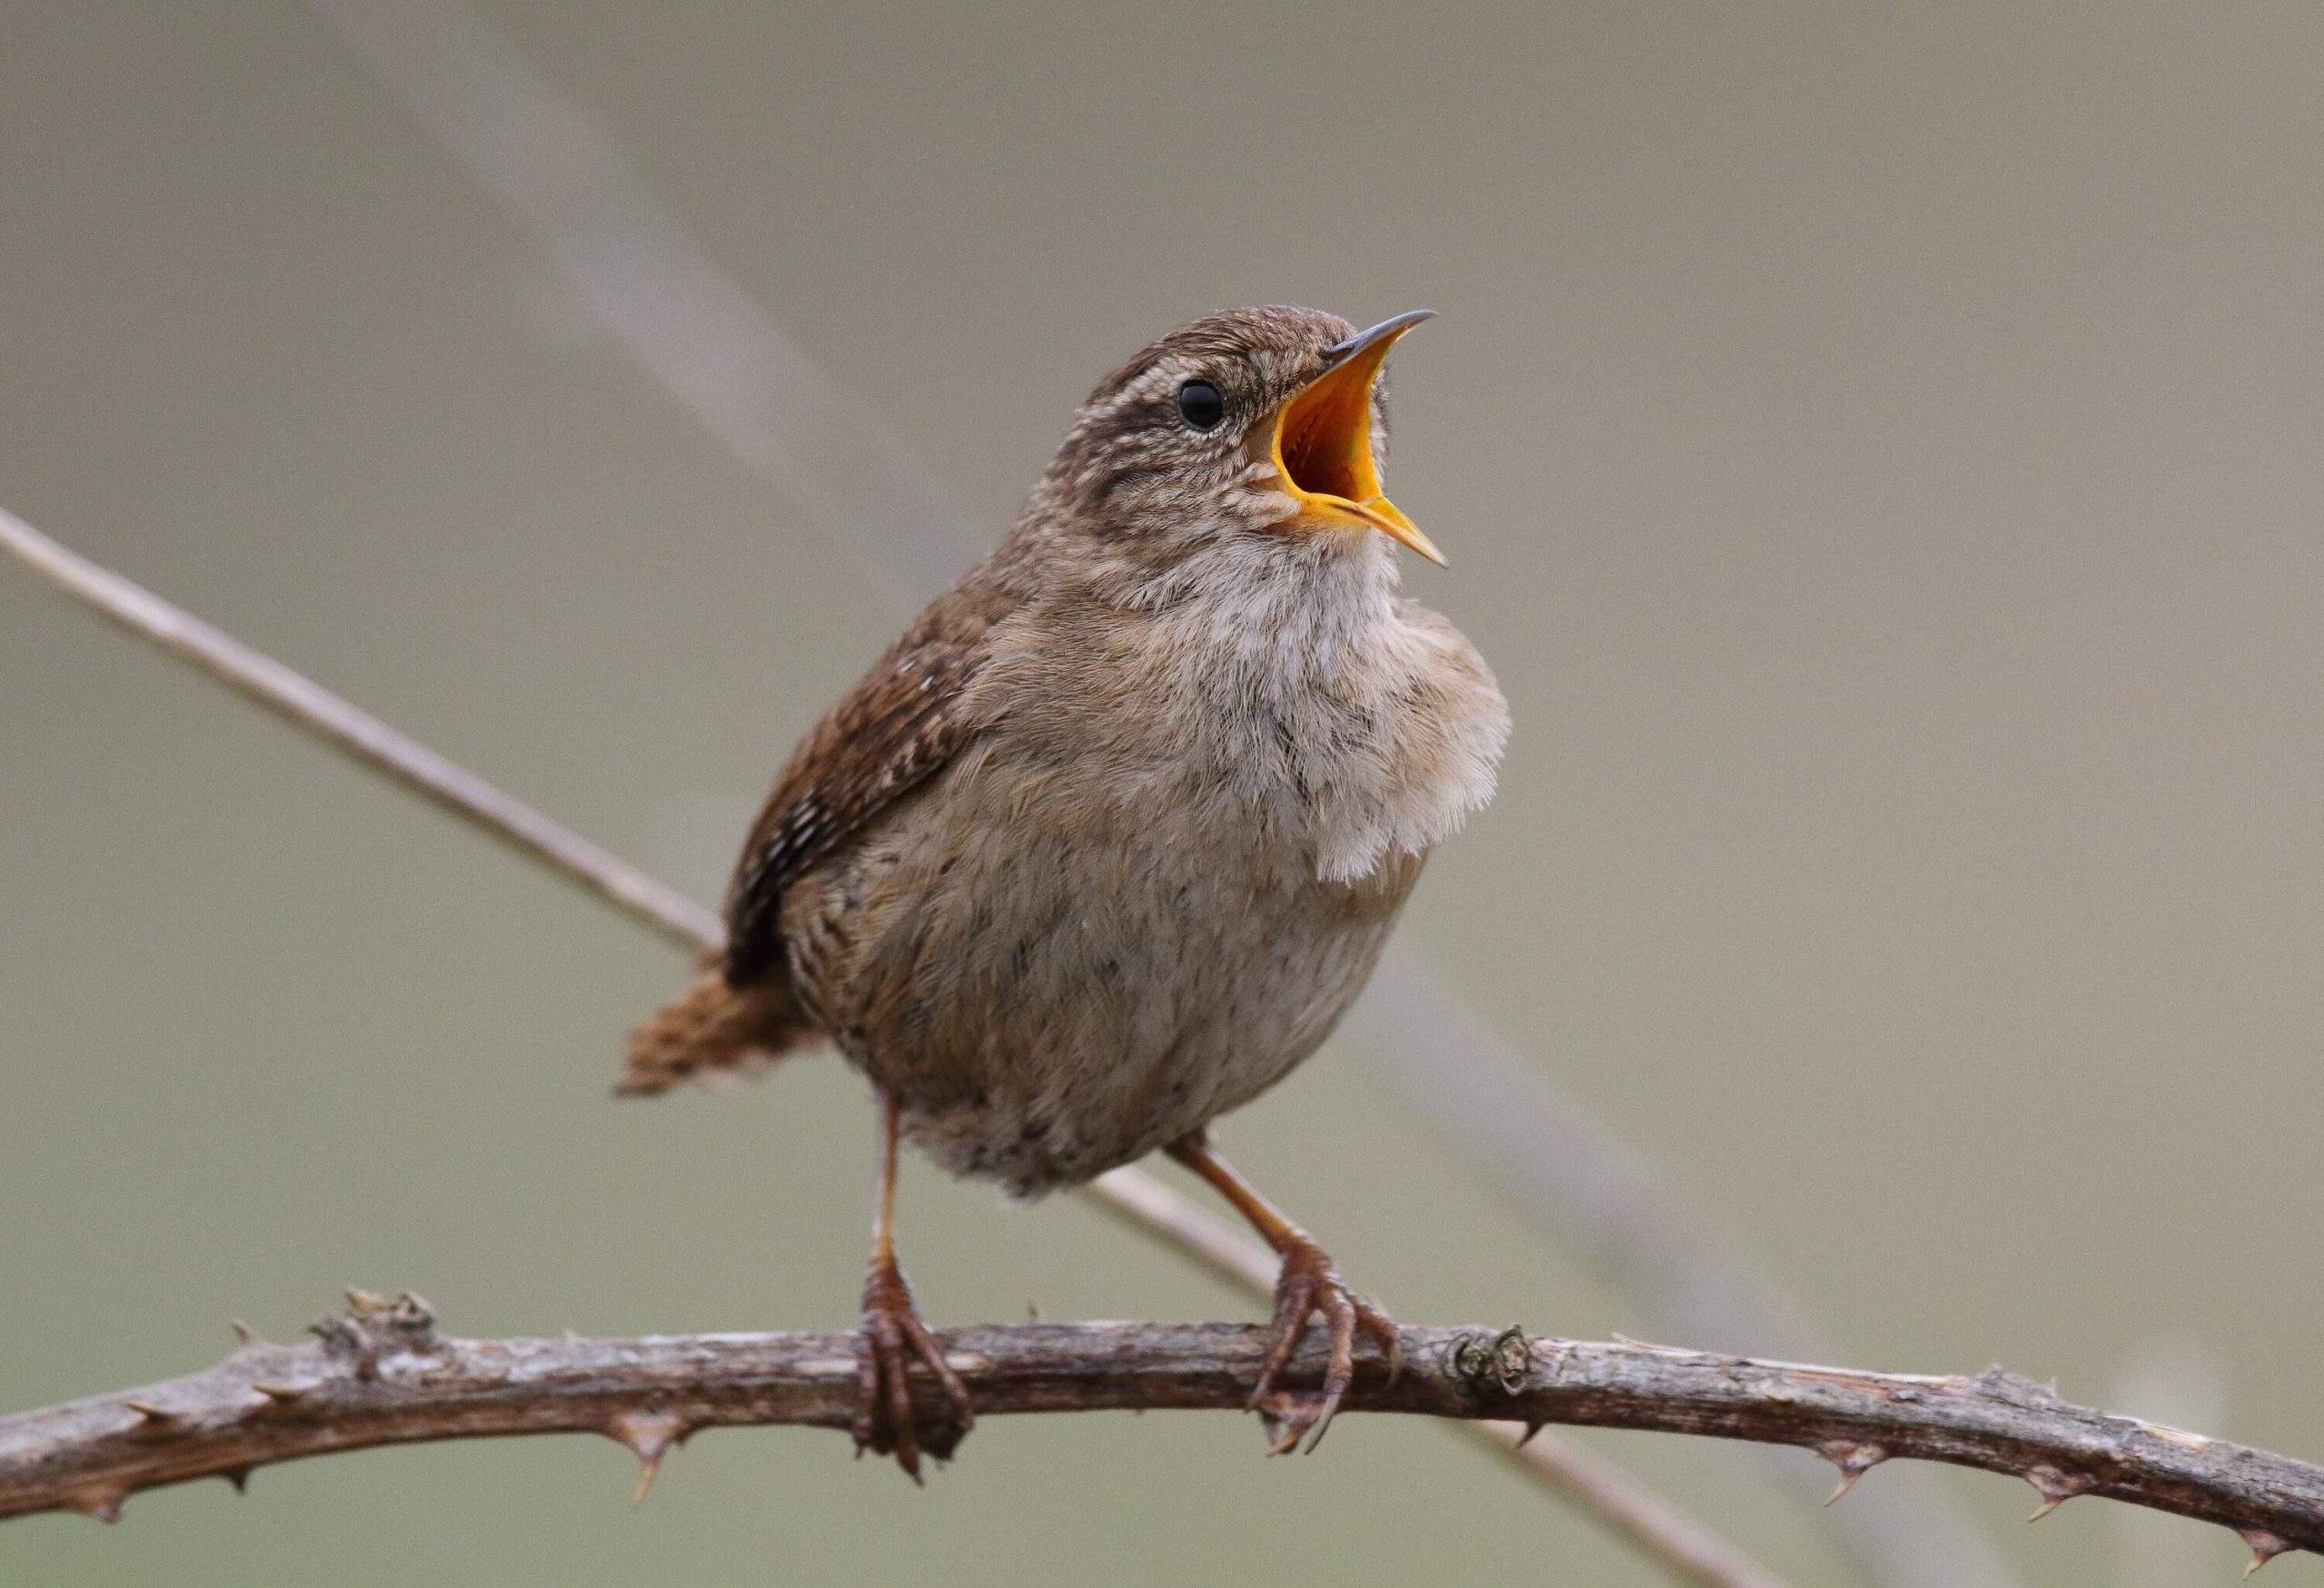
[1177,380,1225,431]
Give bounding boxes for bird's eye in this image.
[1177,380,1225,431]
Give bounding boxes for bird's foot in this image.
[853,1256,973,1481]
[1249,1237,1400,1455]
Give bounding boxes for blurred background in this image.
[4,3,2319,1583]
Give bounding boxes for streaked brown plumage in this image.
[625,305,1508,1473]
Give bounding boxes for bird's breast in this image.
[804,760,1420,1193]
[789,582,1506,1195]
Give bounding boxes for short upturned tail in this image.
[616,955,813,1098]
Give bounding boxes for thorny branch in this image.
[5,1293,2321,1578]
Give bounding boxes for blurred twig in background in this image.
[299,3,2017,1581]
[0,504,1771,1587]
[5,1291,2319,1578]
[306,0,974,614]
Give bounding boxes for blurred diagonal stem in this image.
[0,506,1776,1587]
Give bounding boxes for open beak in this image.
[1259,309,1446,566]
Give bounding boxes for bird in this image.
[621,305,1509,1475]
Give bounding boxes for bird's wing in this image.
[722,570,1018,985]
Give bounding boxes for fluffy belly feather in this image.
[788,768,1423,1197]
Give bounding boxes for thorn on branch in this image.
[229,1320,263,1348]
[2024,1465,2095,1522]
[1817,1440,1887,1505]
[71,1488,127,1524]
[2241,1529,2290,1576]
[118,1400,181,1434]
[606,1411,689,1505]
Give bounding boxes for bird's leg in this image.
[1166,1130,1400,1454]
[853,1089,973,1480]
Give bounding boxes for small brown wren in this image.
[624,306,1508,1474]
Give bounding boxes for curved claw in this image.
[853,1258,973,1481]
[1248,1239,1395,1455]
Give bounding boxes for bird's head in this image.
[1039,306,1443,589]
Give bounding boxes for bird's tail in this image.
[616,956,813,1098]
